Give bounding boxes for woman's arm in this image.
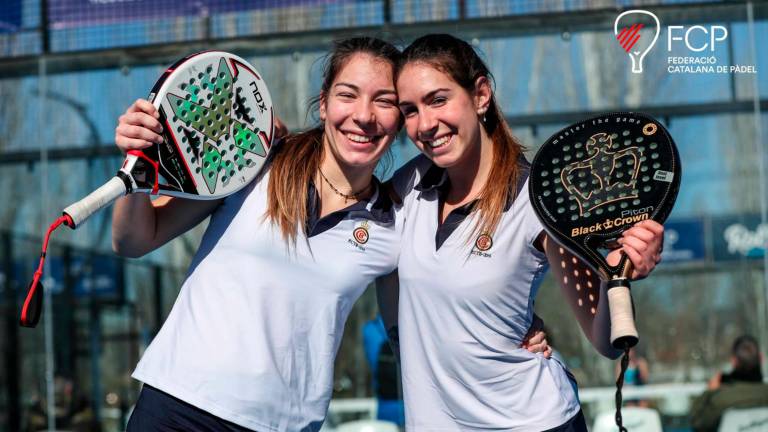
[541,220,664,359]
[112,195,221,257]
[375,269,400,359]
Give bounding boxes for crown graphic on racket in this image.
[561,132,643,216]
[532,115,677,248]
[530,112,681,432]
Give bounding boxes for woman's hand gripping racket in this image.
[20,51,275,328]
[529,112,680,430]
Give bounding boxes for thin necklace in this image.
[318,169,371,203]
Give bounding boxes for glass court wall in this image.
[0,1,766,430]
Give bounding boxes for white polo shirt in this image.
[132,168,401,432]
[391,155,580,431]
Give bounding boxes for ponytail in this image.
[266,128,324,244]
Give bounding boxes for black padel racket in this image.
[529,112,680,430]
[20,51,275,328]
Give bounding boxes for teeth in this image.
[347,133,373,143]
[428,135,451,148]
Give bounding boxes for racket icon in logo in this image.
[614,10,660,73]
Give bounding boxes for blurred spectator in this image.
[690,335,768,432]
[615,346,650,407]
[363,314,404,426]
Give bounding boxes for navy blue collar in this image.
[414,158,530,212]
[414,158,531,250]
[414,163,450,193]
[306,176,394,238]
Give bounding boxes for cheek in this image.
[377,109,401,134]
[458,113,481,141]
[324,102,349,126]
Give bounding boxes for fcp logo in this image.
[614,10,660,74]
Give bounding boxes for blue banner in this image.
[661,218,706,263]
[49,0,340,29]
[712,215,768,261]
[15,254,120,299]
[0,0,21,33]
[72,255,121,298]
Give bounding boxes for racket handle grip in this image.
[63,176,128,229]
[607,279,639,350]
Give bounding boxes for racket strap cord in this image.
[23,215,72,302]
[614,346,631,432]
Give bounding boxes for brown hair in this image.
[398,34,526,237]
[266,37,401,244]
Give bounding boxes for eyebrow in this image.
[334,82,397,97]
[334,82,359,91]
[398,88,450,107]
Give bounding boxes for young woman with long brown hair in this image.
[386,34,664,431]
[111,37,406,431]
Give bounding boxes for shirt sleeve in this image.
[517,179,547,262]
[386,154,431,210]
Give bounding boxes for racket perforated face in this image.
[141,51,274,199]
[530,112,681,279]
[20,52,274,328]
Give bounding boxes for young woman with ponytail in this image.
[111,37,406,431]
[384,34,665,430]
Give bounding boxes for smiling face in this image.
[396,61,490,169]
[319,53,400,171]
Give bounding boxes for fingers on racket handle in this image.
[607,279,639,349]
[63,176,128,229]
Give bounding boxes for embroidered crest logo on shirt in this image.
[348,221,369,251]
[353,221,370,244]
[475,233,493,251]
[471,232,493,258]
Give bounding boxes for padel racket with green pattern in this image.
[20,51,274,327]
[66,50,275,227]
[529,112,680,350]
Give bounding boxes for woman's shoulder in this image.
[396,153,434,175]
[386,154,433,200]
